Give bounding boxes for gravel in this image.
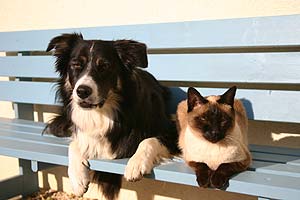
[24,189,96,200]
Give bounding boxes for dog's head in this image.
[47,33,148,109]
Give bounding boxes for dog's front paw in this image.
[124,153,153,182]
[68,159,90,196]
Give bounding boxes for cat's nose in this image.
[211,130,218,136]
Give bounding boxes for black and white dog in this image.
[46,33,178,199]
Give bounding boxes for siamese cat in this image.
[176,86,251,189]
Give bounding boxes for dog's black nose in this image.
[77,85,92,99]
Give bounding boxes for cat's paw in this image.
[188,161,211,188]
[196,174,210,188]
[210,172,229,189]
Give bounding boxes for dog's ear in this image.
[47,33,83,75]
[46,33,83,55]
[114,40,148,69]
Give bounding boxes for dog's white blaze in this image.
[73,74,99,103]
[182,125,247,170]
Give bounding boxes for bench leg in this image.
[0,159,39,199]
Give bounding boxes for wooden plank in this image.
[0,81,58,105]
[0,83,299,123]
[0,128,69,146]
[1,53,300,84]
[168,87,300,123]
[0,82,300,122]
[0,121,47,135]
[1,123,297,165]
[251,152,298,164]
[0,138,68,165]
[0,120,298,157]
[0,56,57,78]
[255,163,300,178]
[1,118,298,165]
[0,117,46,129]
[288,159,300,166]
[228,171,300,200]
[250,144,300,157]
[0,15,300,51]
[148,52,300,84]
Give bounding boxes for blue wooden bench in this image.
[0,14,300,200]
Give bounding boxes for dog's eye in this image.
[96,58,110,70]
[70,62,83,71]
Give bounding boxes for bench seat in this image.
[0,117,299,199]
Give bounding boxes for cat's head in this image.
[186,86,237,143]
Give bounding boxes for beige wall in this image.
[1,0,300,32]
[0,0,300,199]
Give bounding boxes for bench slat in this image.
[2,53,300,84]
[0,117,46,129]
[0,138,68,165]
[148,52,300,84]
[251,152,299,164]
[0,56,57,78]
[288,159,300,166]
[0,81,300,122]
[228,171,300,200]
[250,144,300,157]
[0,15,300,51]
[0,81,57,105]
[0,121,45,133]
[0,128,69,146]
[1,127,297,166]
[255,163,300,178]
[0,118,298,168]
[0,119,298,158]
[0,82,299,122]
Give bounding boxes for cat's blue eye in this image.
[196,117,205,121]
[221,121,227,126]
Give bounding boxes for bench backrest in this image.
[0,15,300,124]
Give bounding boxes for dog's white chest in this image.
[182,126,246,170]
[71,102,116,159]
[74,130,116,159]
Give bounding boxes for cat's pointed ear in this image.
[187,87,208,112]
[218,86,237,107]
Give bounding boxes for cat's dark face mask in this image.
[192,106,234,143]
[187,87,236,143]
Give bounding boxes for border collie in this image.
[45,33,178,199]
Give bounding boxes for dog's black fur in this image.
[45,33,178,199]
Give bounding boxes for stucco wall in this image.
[0,1,300,199]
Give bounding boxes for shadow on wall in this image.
[249,120,300,148]
[39,166,255,200]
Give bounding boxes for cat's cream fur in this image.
[177,96,251,170]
